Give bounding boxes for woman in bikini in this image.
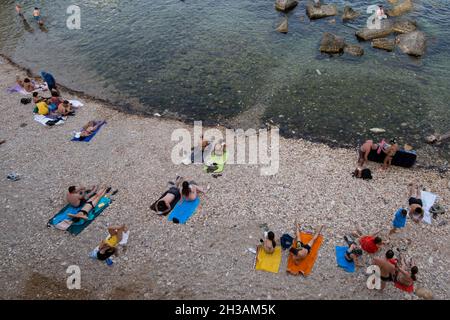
[289,222,323,265]
[180,180,206,202]
[79,120,105,139]
[68,187,111,221]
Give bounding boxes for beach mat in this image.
[287,232,323,276]
[395,281,414,293]
[167,197,200,224]
[48,197,111,235]
[71,122,106,142]
[34,114,64,126]
[335,246,355,273]
[255,246,282,273]
[421,190,437,224]
[368,148,416,168]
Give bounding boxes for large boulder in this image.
[387,0,413,17]
[320,32,345,54]
[344,44,364,56]
[275,0,298,12]
[342,6,360,21]
[306,3,337,19]
[355,20,394,40]
[276,19,288,33]
[371,38,396,51]
[393,20,417,33]
[396,31,426,56]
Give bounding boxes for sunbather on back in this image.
[79,120,105,138]
[68,187,112,221]
[407,182,424,223]
[290,222,323,265]
[66,185,98,207]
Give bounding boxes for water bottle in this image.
[105,258,113,266]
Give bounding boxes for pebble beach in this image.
[0,57,449,300]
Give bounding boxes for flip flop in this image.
[111,189,119,196]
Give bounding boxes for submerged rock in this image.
[387,0,413,17]
[306,4,337,20]
[393,20,417,34]
[276,19,288,33]
[342,6,360,21]
[320,32,345,54]
[396,31,426,56]
[275,0,298,12]
[344,44,364,56]
[355,21,394,40]
[371,38,396,51]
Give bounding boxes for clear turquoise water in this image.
[0,0,449,159]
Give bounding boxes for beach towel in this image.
[34,114,64,126]
[7,84,29,95]
[48,197,111,235]
[421,191,437,224]
[204,151,228,174]
[335,246,355,273]
[71,121,106,142]
[254,246,282,273]
[68,100,84,108]
[287,232,323,276]
[40,71,56,90]
[167,197,200,224]
[395,281,414,293]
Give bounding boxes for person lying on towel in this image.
[75,120,105,140]
[66,185,98,207]
[150,176,183,215]
[68,187,114,221]
[395,255,418,287]
[343,235,364,267]
[259,231,276,254]
[407,182,424,223]
[16,76,37,92]
[289,222,323,265]
[180,180,207,202]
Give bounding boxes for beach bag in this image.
[20,98,32,104]
[280,233,294,250]
[54,219,72,231]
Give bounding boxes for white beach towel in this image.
[68,100,84,108]
[119,231,130,245]
[421,191,437,224]
[34,114,64,126]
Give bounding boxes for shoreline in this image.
[0,53,447,171]
[0,55,449,300]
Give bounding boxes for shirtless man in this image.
[358,139,377,167]
[68,187,112,221]
[151,176,183,215]
[290,222,323,265]
[407,182,424,222]
[372,255,396,290]
[57,100,74,116]
[382,138,399,170]
[66,185,98,207]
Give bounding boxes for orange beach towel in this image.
[287,232,323,276]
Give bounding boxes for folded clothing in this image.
[395,281,414,293]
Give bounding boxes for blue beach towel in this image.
[167,197,200,224]
[41,71,56,90]
[71,121,106,142]
[335,246,355,273]
[48,197,111,235]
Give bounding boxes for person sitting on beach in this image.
[389,208,408,235]
[343,235,364,267]
[381,138,399,170]
[395,256,418,287]
[32,92,45,104]
[57,100,74,116]
[385,249,398,267]
[259,231,276,254]
[408,182,424,223]
[180,180,206,202]
[352,229,383,254]
[68,187,114,221]
[289,222,323,265]
[66,185,98,207]
[33,101,49,115]
[358,139,377,167]
[33,7,43,25]
[47,89,63,107]
[90,225,129,262]
[372,255,396,290]
[150,176,183,215]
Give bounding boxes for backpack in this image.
[280,233,294,250]
[20,97,32,104]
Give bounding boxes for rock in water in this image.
[393,20,417,34]
[342,6,360,21]
[415,287,433,300]
[355,21,394,40]
[276,19,288,33]
[370,128,386,133]
[306,4,337,20]
[387,0,413,17]
[275,0,298,12]
[344,44,364,56]
[320,33,345,54]
[371,38,396,51]
[397,31,426,56]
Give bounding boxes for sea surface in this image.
[0,0,449,161]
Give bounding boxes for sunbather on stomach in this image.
[68,187,111,221]
[289,222,323,265]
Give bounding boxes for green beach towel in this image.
[204,151,228,174]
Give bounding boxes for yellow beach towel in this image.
[255,246,282,273]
